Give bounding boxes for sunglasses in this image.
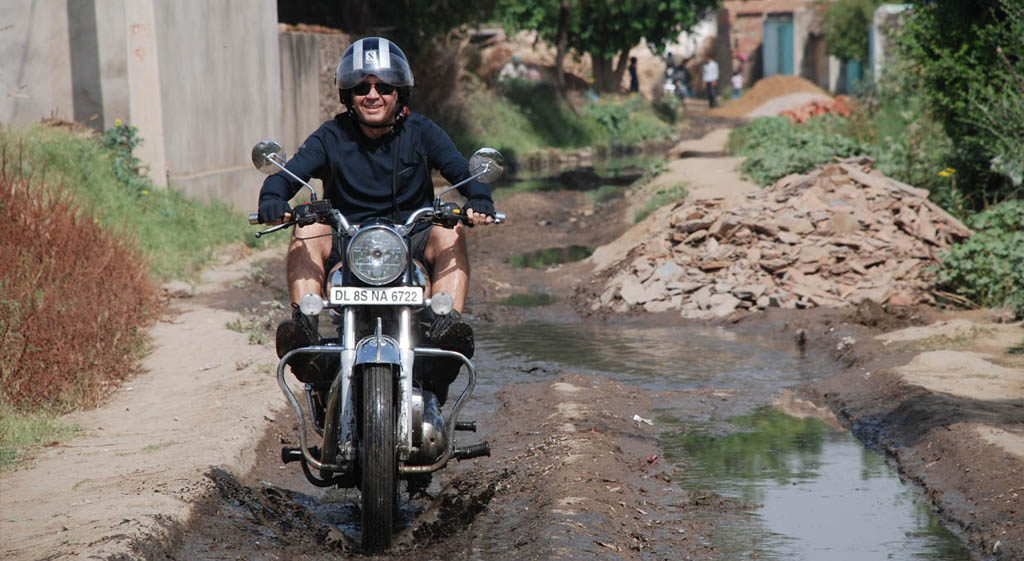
[351,82,397,96]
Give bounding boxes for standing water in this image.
[473,320,972,560]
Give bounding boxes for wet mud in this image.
[156,115,1016,560]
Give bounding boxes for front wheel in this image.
[360,364,397,552]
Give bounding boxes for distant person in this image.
[731,70,743,100]
[628,56,639,93]
[666,51,675,69]
[702,56,719,108]
[679,58,694,98]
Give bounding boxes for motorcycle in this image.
[248,140,504,552]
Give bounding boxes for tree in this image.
[895,0,1022,206]
[498,0,719,93]
[821,0,882,63]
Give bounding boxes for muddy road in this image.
[168,135,995,560]
[3,117,1020,561]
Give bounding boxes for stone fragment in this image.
[685,229,708,245]
[655,261,680,281]
[711,294,741,317]
[777,215,814,235]
[619,277,646,305]
[692,286,712,310]
[665,281,704,294]
[759,258,791,273]
[776,231,802,245]
[698,260,731,272]
[732,284,768,301]
[824,210,859,235]
[756,295,770,309]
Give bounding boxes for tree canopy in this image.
[498,0,719,92]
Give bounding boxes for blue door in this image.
[763,14,795,76]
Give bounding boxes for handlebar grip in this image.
[249,213,259,225]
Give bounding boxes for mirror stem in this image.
[267,154,318,202]
[436,165,489,200]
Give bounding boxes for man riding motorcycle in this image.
[256,37,495,402]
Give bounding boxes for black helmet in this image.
[335,37,414,90]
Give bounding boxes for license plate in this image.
[329,286,423,306]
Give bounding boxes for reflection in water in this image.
[506,245,594,268]
[499,293,556,307]
[476,321,815,393]
[471,323,971,561]
[660,408,971,561]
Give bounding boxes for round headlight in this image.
[346,226,408,285]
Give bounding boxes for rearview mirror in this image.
[251,140,286,175]
[468,148,504,184]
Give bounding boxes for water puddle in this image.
[499,292,556,307]
[507,245,594,268]
[473,321,972,560]
[659,407,971,560]
[492,153,661,198]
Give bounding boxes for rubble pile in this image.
[595,158,973,318]
[779,95,854,123]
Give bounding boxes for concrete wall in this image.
[279,32,324,157]
[1,1,75,126]
[153,0,281,209]
[1,0,294,209]
[871,4,913,80]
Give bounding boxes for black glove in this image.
[464,197,495,218]
[258,198,291,224]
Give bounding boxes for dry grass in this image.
[0,146,160,411]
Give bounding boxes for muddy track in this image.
[3,111,1021,560]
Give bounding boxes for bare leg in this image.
[286,222,333,304]
[423,223,469,312]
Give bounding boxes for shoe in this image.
[426,310,474,359]
[421,311,474,406]
[276,304,324,383]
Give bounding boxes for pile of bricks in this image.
[593,158,973,318]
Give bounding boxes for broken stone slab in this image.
[732,284,768,301]
[644,295,682,313]
[698,260,731,272]
[777,215,815,235]
[711,294,741,317]
[665,281,704,294]
[692,285,713,309]
[619,277,646,305]
[685,229,708,245]
[776,231,802,245]
[655,261,680,281]
[759,258,791,273]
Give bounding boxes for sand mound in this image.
[712,75,830,119]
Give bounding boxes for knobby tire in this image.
[361,364,396,552]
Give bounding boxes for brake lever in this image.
[255,220,296,238]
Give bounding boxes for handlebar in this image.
[251,203,504,238]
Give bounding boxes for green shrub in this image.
[3,125,253,280]
[729,116,868,186]
[894,0,1022,208]
[634,182,688,223]
[444,81,675,159]
[936,200,1024,317]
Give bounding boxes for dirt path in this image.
[3,109,1022,560]
[0,248,288,560]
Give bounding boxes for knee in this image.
[426,224,467,264]
[288,223,333,265]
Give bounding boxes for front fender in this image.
[354,334,402,367]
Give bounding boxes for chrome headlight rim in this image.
[345,224,408,286]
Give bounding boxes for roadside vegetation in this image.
[727,0,1023,316]
[0,123,254,469]
[443,78,678,162]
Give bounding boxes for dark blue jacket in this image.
[259,112,491,224]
